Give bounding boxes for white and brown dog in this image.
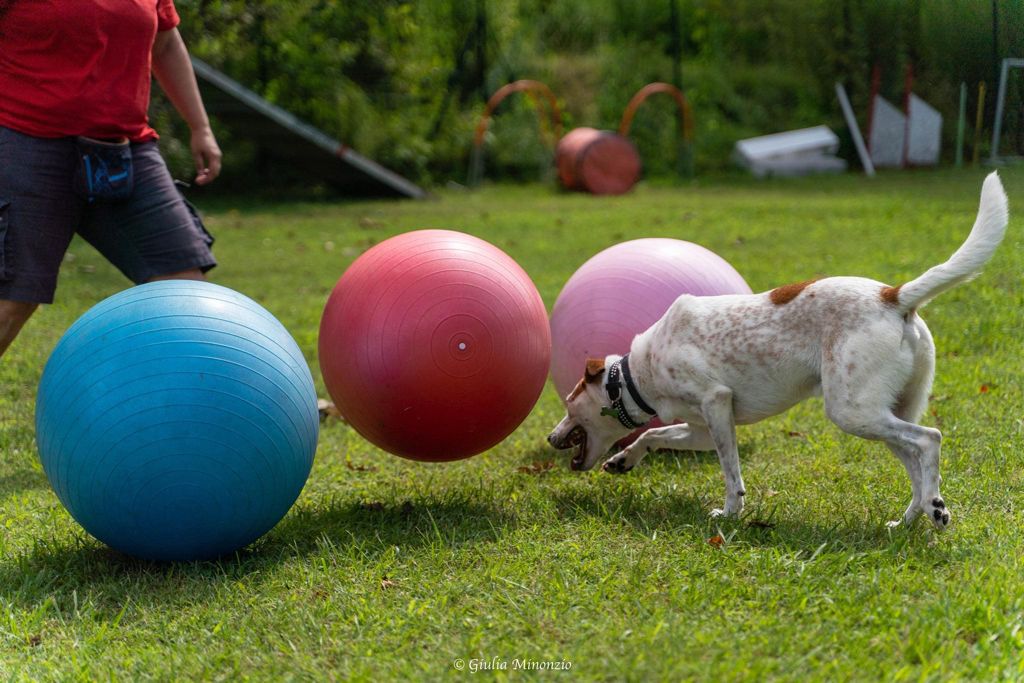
[548,173,1008,529]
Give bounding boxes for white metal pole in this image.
[989,58,1024,164]
[989,58,1010,164]
[835,83,876,177]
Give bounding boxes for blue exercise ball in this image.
[35,281,319,561]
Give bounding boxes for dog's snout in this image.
[548,429,570,449]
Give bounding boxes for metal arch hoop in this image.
[469,80,563,186]
[473,80,563,147]
[618,82,694,143]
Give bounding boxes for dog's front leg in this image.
[602,423,716,473]
[701,386,745,518]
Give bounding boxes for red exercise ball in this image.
[556,127,641,195]
[319,230,551,462]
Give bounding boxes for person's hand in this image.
[190,126,222,185]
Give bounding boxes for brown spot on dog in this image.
[769,279,818,305]
[568,358,606,401]
[584,358,606,383]
[880,285,901,306]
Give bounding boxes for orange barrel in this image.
[555,127,641,195]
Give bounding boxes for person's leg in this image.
[0,126,82,358]
[79,141,216,285]
[0,300,38,356]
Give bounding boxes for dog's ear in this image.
[566,359,605,401]
[567,380,587,401]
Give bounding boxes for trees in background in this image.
[157,0,1023,188]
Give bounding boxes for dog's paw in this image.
[602,452,633,474]
[711,493,744,519]
[928,497,951,530]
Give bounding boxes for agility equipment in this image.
[733,125,848,178]
[191,57,426,199]
[990,57,1024,165]
[955,82,967,168]
[835,83,876,176]
[973,82,987,166]
[473,81,694,194]
[867,65,943,168]
[319,230,550,462]
[555,127,641,195]
[555,83,695,195]
[549,238,751,400]
[618,82,694,143]
[469,80,563,186]
[619,82,696,177]
[35,281,319,561]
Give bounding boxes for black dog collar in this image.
[602,354,657,429]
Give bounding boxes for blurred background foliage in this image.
[152,0,1024,189]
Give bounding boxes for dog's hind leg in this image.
[885,316,939,527]
[827,402,945,528]
[823,363,948,528]
[883,443,924,527]
[602,423,715,474]
[879,418,946,529]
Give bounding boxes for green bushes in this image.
[161,0,1023,189]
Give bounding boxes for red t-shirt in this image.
[0,0,180,141]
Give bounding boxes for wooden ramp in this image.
[191,57,427,199]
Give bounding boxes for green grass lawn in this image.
[1,168,1022,681]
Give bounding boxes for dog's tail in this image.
[889,172,1009,314]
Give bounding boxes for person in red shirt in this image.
[0,0,222,357]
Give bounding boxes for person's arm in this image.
[151,28,221,185]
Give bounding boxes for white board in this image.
[733,126,839,164]
[745,153,847,178]
[868,96,906,168]
[906,94,942,166]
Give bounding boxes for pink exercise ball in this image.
[550,238,752,400]
[319,230,551,462]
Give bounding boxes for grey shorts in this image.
[0,125,217,304]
